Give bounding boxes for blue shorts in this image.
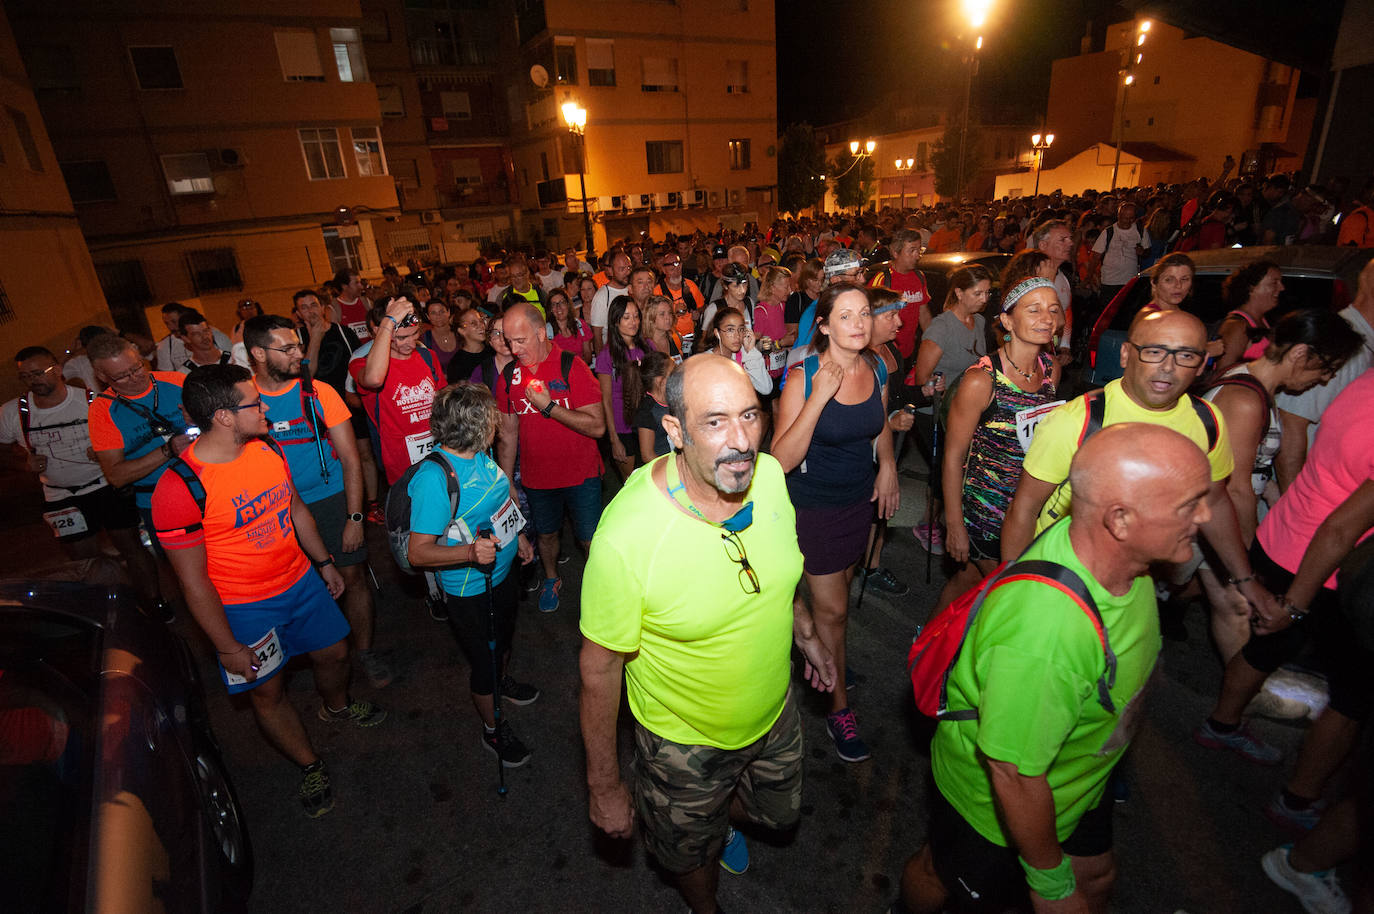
[524,475,602,542]
[219,571,351,694]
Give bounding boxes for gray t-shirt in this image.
[924,310,987,381]
[1275,306,1374,449]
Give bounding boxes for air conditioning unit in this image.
[726,188,744,207]
[596,196,617,212]
[214,147,245,168]
[707,189,723,208]
[609,194,625,211]
[635,193,652,210]
[661,192,678,208]
[688,189,706,207]
[420,210,442,224]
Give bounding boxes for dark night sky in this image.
[775,0,1126,129]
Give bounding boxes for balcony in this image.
[437,183,514,209]
[411,38,456,68]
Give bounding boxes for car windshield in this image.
[1109,273,1344,332]
[0,610,99,912]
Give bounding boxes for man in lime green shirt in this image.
[898,423,1212,914]
[580,354,834,914]
[1001,309,1277,618]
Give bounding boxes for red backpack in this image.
[907,555,1118,721]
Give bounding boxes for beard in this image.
[713,448,757,494]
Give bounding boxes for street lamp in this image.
[894,157,915,209]
[561,100,596,263]
[834,139,875,179]
[1110,19,1150,190]
[1030,132,1054,197]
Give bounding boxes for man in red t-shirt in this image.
[869,228,931,361]
[152,364,384,818]
[333,268,370,342]
[495,303,605,613]
[348,297,446,485]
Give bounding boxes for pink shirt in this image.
[1257,369,1374,588]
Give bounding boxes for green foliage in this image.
[831,150,877,211]
[931,121,987,199]
[777,123,828,214]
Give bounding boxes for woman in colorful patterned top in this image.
[936,277,1064,610]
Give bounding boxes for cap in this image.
[823,248,863,277]
[711,244,729,259]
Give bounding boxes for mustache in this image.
[716,449,756,467]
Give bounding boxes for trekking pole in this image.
[926,376,943,585]
[478,533,506,797]
[854,517,886,616]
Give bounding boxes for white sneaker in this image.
[1261,845,1351,914]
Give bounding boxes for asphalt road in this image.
[0,454,1347,914]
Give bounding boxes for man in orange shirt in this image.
[153,364,385,818]
[655,251,705,352]
[925,215,964,254]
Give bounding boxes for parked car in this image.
[0,572,252,913]
[1085,245,1374,385]
[867,251,1013,311]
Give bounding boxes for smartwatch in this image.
[539,401,555,418]
[347,512,365,523]
[313,555,336,569]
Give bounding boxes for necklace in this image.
[1001,348,1036,383]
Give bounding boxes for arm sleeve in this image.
[1020,399,1082,484]
[492,371,512,413]
[86,399,125,452]
[315,381,351,429]
[151,471,206,549]
[407,462,454,537]
[568,358,602,409]
[973,645,1086,775]
[593,348,613,377]
[578,539,644,653]
[1092,232,1108,255]
[1205,408,1236,481]
[0,402,20,446]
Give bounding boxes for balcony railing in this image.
[437,183,514,209]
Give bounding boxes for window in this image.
[586,39,615,87]
[452,158,483,185]
[128,46,182,90]
[917,141,929,170]
[25,46,82,95]
[322,227,360,273]
[298,128,346,180]
[95,260,153,314]
[275,30,324,82]
[7,108,44,171]
[61,161,118,202]
[1147,116,1155,126]
[554,38,577,85]
[440,91,471,120]
[0,279,14,326]
[646,140,684,175]
[1153,75,1160,84]
[351,127,388,177]
[641,57,678,92]
[378,84,405,117]
[160,153,214,195]
[728,138,751,170]
[725,59,748,94]
[330,28,368,82]
[185,248,243,295]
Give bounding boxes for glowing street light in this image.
[1111,19,1150,189]
[963,0,993,29]
[561,100,595,261]
[1031,132,1054,196]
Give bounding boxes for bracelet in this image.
[215,645,245,655]
[1280,595,1307,621]
[539,401,555,418]
[1019,853,1076,901]
[1227,573,1256,587]
[384,314,401,328]
[313,555,335,568]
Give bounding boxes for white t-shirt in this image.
[1276,305,1374,449]
[62,354,96,390]
[154,328,231,371]
[1092,223,1151,286]
[486,283,510,304]
[588,282,629,330]
[0,387,106,500]
[537,270,564,294]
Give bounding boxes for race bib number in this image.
[42,506,88,538]
[489,496,526,548]
[1015,400,1066,453]
[767,347,789,373]
[222,628,286,686]
[405,431,436,464]
[271,420,291,434]
[348,320,370,341]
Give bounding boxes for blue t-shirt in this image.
[259,379,345,504]
[407,449,520,596]
[794,298,820,347]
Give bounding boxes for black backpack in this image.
[384,451,462,575]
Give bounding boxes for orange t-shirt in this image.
[926,228,963,254]
[152,440,311,604]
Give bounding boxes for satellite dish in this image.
[530,65,550,88]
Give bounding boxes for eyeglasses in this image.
[1126,342,1206,368]
[105,362,148,384]
[662,259,682,267]
[224,399,266,413]
[18,364,57,382]
[264,343,303,355]
[721,531,760,595]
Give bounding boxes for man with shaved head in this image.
[495,302,604,612]
[1001,309,1278,636]
[579,354,834,914]
[897,424,1211,914]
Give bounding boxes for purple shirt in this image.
[594,345,645,435]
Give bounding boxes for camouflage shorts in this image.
[632,689,803,874]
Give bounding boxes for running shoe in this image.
[858,566,910,595]
[912,522,944,556]
[719,824,749,875]
[482,720,532,768]
[1193,718,1282,765]
[538,578,561,613]
[500,675,540,706]
[365,501,385,524]
[1265,792,1328,833]
[427,594,449,622]
[318,698,387,728]
[826,707,871,762]
[299,761,334,818]
[1261,844,1350,914]
[357,650,394,689]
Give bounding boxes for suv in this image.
[1085,245,1373,385]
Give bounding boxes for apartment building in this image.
[9,0,398,336]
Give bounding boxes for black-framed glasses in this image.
[721,531,761,595]
[105,362,148,384]
[264,343,303,355]
[18,364,57,383]
[224,399,265,413]
[1126,342,1206,368]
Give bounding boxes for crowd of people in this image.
[3,173,1373,914]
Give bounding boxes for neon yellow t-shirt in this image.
[932,518,1162,845]
[580,453,804,749]
[1023,379,1234,532]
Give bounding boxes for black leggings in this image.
[442,572,519,696]
[1243,540,1373,721]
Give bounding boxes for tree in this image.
[931,121,987,199]
[831,150,877,211]
[777,123,828,214]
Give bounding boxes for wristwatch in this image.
[313,555,336,568]
[539,401,555,418]
[347,512,365,523]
